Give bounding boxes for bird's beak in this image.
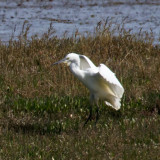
[52,58,67,66]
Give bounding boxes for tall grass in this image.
[0,21,160,159]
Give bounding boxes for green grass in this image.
[1,95,160,159]
[0,21,160,159]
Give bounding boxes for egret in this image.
[53,53,124,125]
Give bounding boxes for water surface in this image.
[0,0,160,44]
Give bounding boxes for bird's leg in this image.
[83,105,92,127]
[95,100,99,125]
[83,94,95,127]
[95,101,100,125]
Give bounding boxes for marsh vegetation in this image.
[0,22,160,159]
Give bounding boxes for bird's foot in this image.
[83,114,92,127]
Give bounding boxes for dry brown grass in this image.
[0,22,160,102]
[0,22,160,159]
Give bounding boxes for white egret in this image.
[53,53,124,125]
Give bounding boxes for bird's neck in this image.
[69,63,84,80]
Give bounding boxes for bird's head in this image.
[52,53,80,66]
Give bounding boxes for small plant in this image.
[0,20,160,159]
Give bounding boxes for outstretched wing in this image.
[79,55,96,70]
[97,64,124,98]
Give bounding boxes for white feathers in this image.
[79,55,97,70]
[98,64,124,99]
[53,53,124,110]
[76,54,124,110]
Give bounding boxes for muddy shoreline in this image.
[0,0,160,44]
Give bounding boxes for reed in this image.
[0,21,160,159]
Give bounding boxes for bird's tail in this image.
[105,97,121,110]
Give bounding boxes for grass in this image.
[0,21,160,159]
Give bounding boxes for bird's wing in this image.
[79,55,96,70]
[97,64,124,98]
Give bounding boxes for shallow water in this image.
[0,0,160,44]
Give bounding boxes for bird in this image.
[53,53,124,125]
